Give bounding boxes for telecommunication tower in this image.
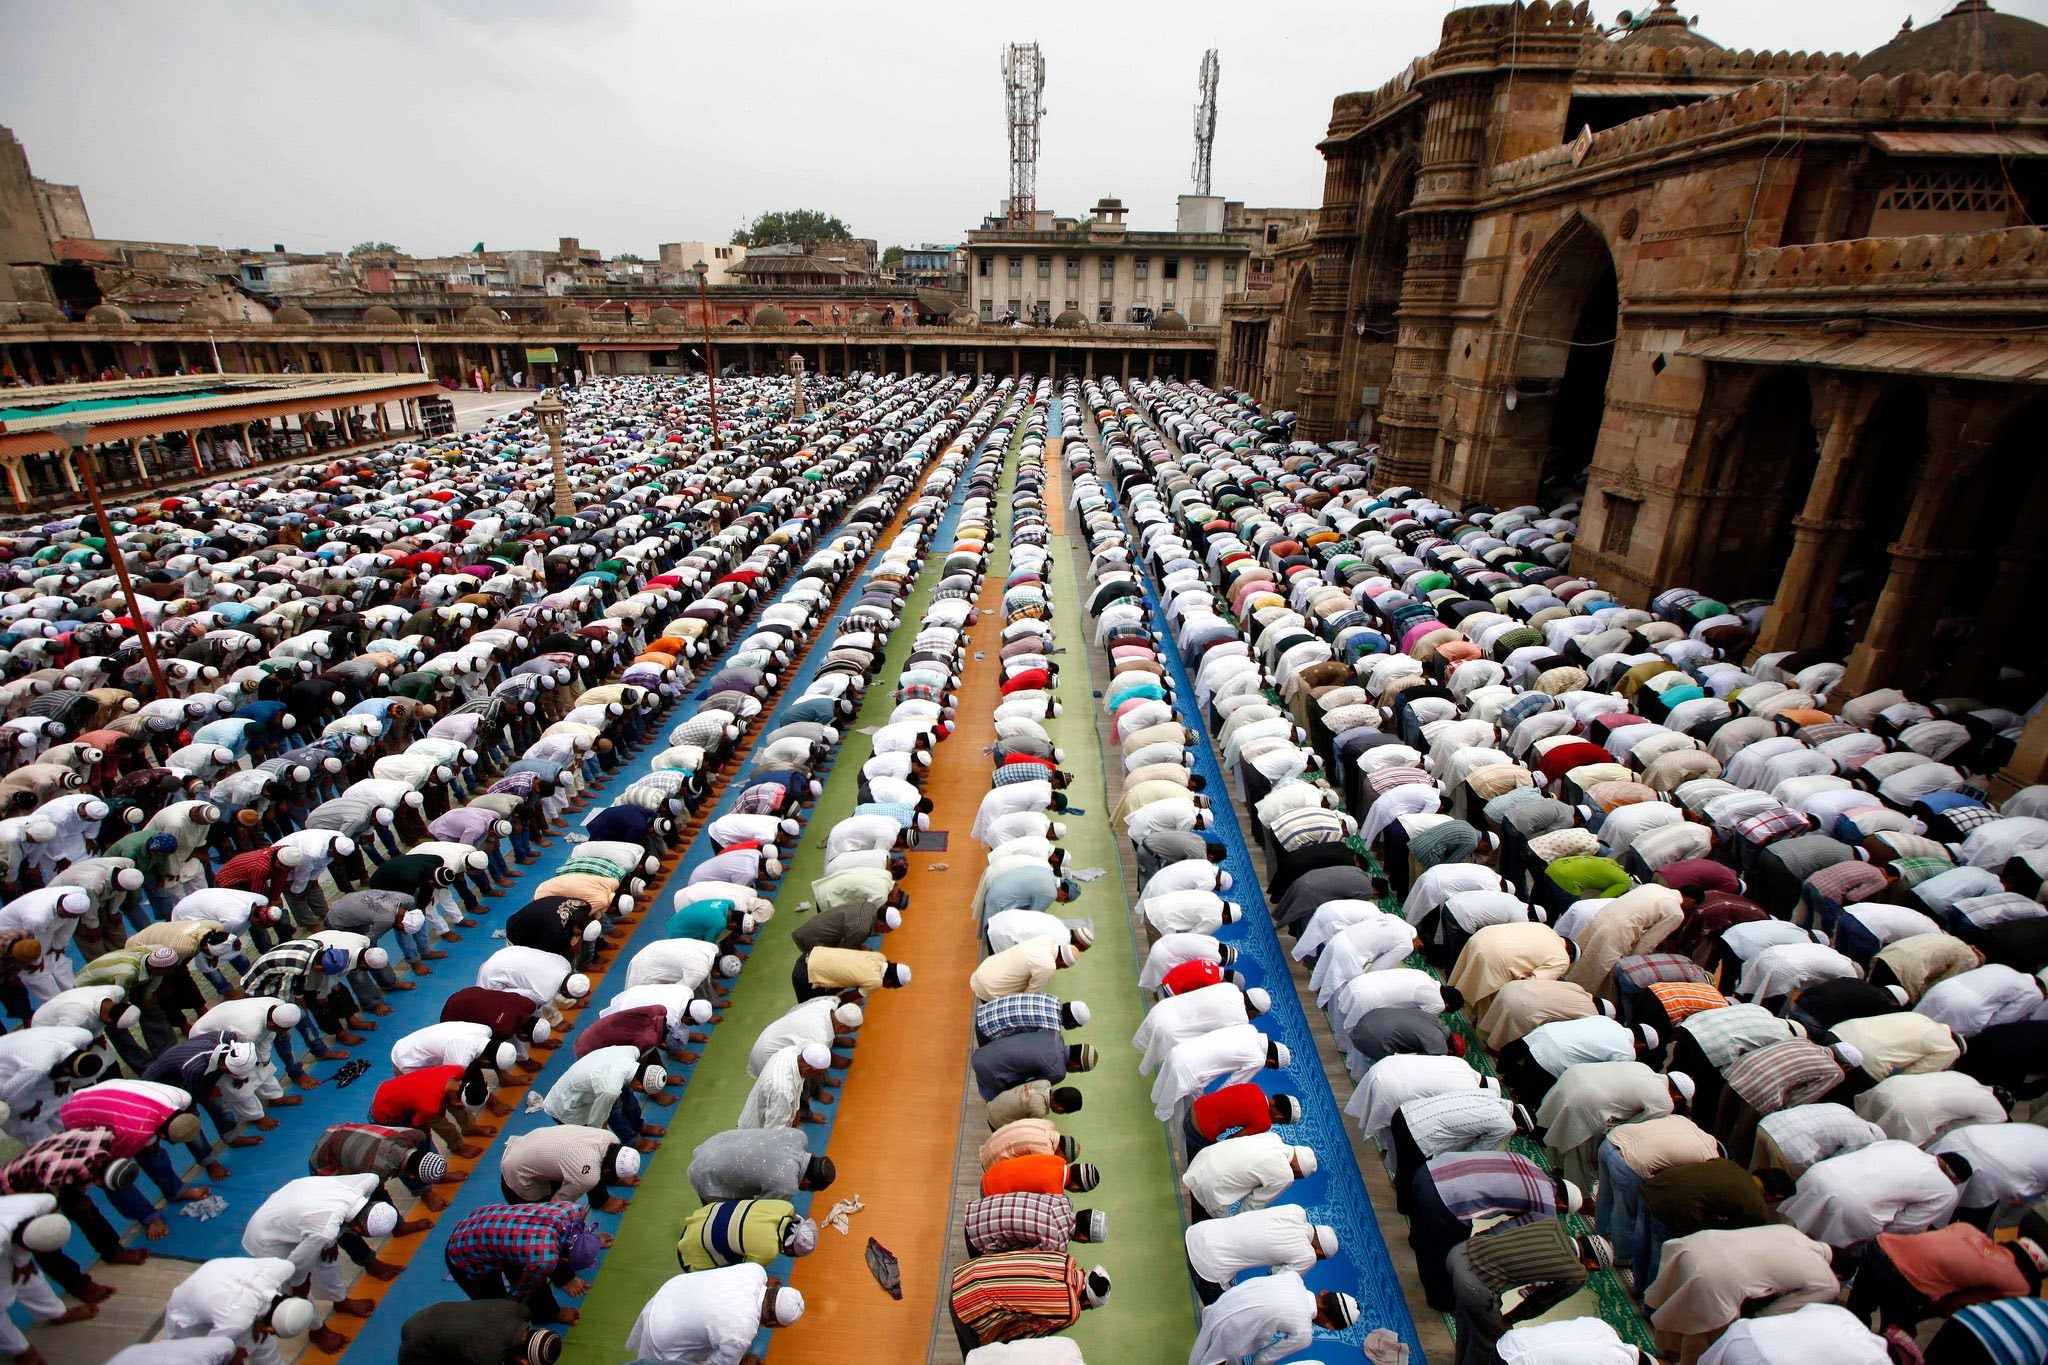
[1003,43,1046,229]
[1192,49,1219,197]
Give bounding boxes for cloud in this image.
[0,0,2029,255]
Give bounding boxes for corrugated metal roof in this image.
[0,375,437,434]
[1868,130,2048,157]
[1680,331,2048,382]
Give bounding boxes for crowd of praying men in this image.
[1082,370,2048,1365]
[0,371,1047,1365]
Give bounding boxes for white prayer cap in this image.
[798,1043,832,1071]
[832,1002,864,1029]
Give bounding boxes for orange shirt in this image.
[1877,1224,2030,1304]
[980,1152,1066,1198]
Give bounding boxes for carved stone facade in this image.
[1252,0,2048,742]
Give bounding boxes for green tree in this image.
[614,252,646,263]
[349,240,401,256]
[731,210,853,247]
[882,245,905,268]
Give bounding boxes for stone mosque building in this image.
[1221,0,2048,728]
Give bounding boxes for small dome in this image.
[751,304,789,328]
[1151,308,1190,332]
[1852,0,2048,78]
[462,304,504,328]
[650,306,686,327]
[273,302,314,326]
[85,304,132,329]
[1613,0,1722,50]
[182,299,230,323]
[18,302,65,324]
[362,304,403,326]
[1053,308,1088,329]
[851,306,886,326]
[552,304,592,328]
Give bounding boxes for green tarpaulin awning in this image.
[525,347,559,364]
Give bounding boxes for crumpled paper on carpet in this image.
[524,1091,547,1113]
[1364,1328,1409,1365]
[180,1195,228,1221]
[818,1195,863,1234]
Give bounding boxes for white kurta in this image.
[542,1045,641,1128]
[1151,1022,1269,1120]
[738,1045,806,1130]
[624,1265,766,1365]
[1779,1140,1963,1248]
[1187,1269,1315,1365]
[1133,985,1252,1076]
[240,1173,380,1299]
[625,938,720,991]
[163,1256,300,1365]
[746,998,837,1078]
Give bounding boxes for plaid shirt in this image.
[1803,860,1891,907]
[0,1130,119,1195]
[974,993,1065,1042]
[733,782,789,816]
[1645,981,1726,1026]
[444,1201,584,1300]
[1424,1152,1559,1225]
[1755,1103,1885,1174]
[1614,954,1709,992]
[241,940,321,1000]
[1953,893,2047,931]
[1889,856,1957,889]
[963,1192,1076,1255]
[992,762,1052,789]
[1734,807,1812,848]
[1721,1039,1844,1115]
[1937,805,2005,837]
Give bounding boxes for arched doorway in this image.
[1699,371,1820,600]
[1485,218,1620,507]
[1347,157,1416,440]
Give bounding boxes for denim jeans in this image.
[606,1090,644,1145]
[394,924,430,965]
[1596,1138,1646,1260]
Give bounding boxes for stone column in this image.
[1840,389,1982,695]
[1753,379,1869,655]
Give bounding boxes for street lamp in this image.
[532,389,571,518]
[693,260,721,450]
[50,421,169,698]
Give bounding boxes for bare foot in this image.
[423,1191,450,1212]
[205,1160,230,1179]
[145,1218,173,1239]
[332,1297,376,1318]
[422,949,448,961]
[599,1196,629,1213]
[392,1218,430,1237]
[273,1093,304,1107]
[640,1123,667,1138]
[554,1309,581,1326]
[228,1134,264,1148]
[51,1303,98,1325]
[255,1116,281,1131]
[389,980,418,991]
[310,1327,351,1353]
[337,1031,366,1046]
[633,1139,659,1154]
[454,1143,484,1158]
[111,1244,152,1261]
[369,1003,394,1017]
[441,1169,469,1184]
[78,1280,115,1303]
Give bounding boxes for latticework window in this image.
[1876,170,2008,216]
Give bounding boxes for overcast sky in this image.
[3,0,2042,257]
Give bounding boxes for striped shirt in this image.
[973,993,1066,1042]
[1645,981,1726,1026]
[1398,1091,1517,1160]
[962,1192,1077,1255]
[309,1123,426,1179]
[1755,1104,1886,1175]
[1722,1040,1845,1116]
[948,1250,1082,1344]
[1614,954,1710,992]
[676,1198,797,1271]
[1462,1219,1587,1296]
[1947,1297,2048,1365]
[1424,1152,1560,1225]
